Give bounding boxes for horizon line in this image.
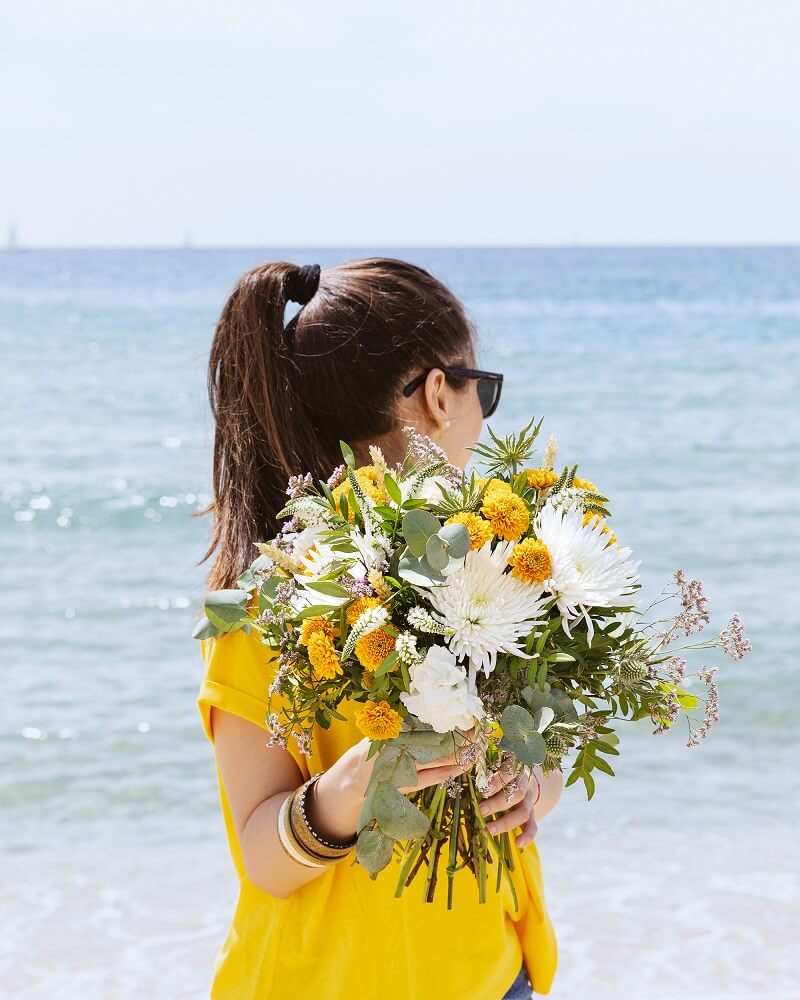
[3,241,800,252]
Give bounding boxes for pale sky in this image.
[1,0,798,247]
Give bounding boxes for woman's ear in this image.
[422,368,450,431]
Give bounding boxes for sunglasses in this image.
[402,366,504,419]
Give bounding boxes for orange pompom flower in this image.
[445,511,493,550]
[355,629,396,672]
[355,700,403,740]
[299,616,335,647]
[507,537,552,584]
[481,490,530,541]
[306,631,343,680]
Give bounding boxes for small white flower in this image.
[400,645,484,733]
[400,474,453,504]
[395,631,422,665]
[342,606,389,660]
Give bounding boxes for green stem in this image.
[446,790,462,910]
[422,785,447,903]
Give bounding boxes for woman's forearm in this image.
[532,766,564,821]
[239,769,362,899]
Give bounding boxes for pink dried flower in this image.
[326,464,347,489]
[719,613,752,661]
[286,473,313,499]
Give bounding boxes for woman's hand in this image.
[311,734,474,843]
[477,762,540,849]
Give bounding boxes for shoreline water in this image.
[3,247,798,997]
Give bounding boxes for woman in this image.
[196,258,563,999]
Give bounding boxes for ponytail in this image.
[199,256,477,591]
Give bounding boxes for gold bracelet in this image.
[289,776,355,862]
[276,793,327,869]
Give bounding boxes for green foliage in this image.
[565,722,621,799]
[498,704,547,766]
[427,471,487,518]
[203,589,250,632]
[402,509,441,556]
[356,828,394,874]
[470,416,544,477]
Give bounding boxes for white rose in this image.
[399,645,484,734]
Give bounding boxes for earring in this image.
[444,419,452,428]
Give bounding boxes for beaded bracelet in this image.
[294,773,358,853]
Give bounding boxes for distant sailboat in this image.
[7,224,20,251]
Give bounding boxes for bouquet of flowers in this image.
[195,418,751,908]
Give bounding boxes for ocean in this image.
[2,247,798,999]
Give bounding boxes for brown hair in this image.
[198,257,477,591]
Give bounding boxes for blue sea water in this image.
[1,247,798,999]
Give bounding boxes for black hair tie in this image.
[286,264,321,305]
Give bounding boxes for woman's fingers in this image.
[401,761,466,793]
[515,811,539,848]
[478,767,530,817]
[485,788,535,837]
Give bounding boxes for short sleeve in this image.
[197,627,309,778]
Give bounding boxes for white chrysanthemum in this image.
[419,540,550,677]
[400,645,484,733]
[535,502,641,644]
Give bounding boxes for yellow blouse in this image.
[197,628,558,1000]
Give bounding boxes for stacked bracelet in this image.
[277,794,326,869]
[293,774,358,853]
[276,774,356,870]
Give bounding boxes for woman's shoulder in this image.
[197,627,280,742]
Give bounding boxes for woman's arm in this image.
[533,765,564,821]
[211,707,473,899]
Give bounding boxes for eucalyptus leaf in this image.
[425,534,449,571]
[499,730,546,766]
[499,704,538,741]
[204,589,250,631]
[370,746,418,788]
[397,550,446,587]
[437,522,470,560]
[340,440,355,468]
[402,509,441,557]
[192,615,220,640]
[373,782,431,840]
[356,828,395,874]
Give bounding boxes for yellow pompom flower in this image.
[507,537,552,584]
[525,467,559,491]
[299,616,335,646]
[306,632,342,680]
[481,490,530,541]
[355,629,396,672]
[477,476,512,500]
[445,511,493,550]
[355,700,403,741]
[330,465,389,520]
[573,476,597,492]
[345,595,381,625]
